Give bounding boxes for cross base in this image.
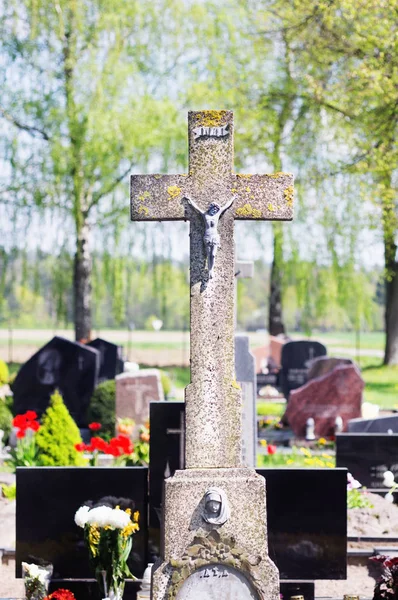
[151,468,279,600]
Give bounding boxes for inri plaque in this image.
[175,564,259,600]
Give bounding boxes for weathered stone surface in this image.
[152,468,279,600]
[175,564,259,600]
[307,356,353,381]
[284,364,363,437]
[115,370,163,435]
[131,111,293,469]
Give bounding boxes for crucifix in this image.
[131,110,293,469]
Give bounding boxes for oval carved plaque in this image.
[175,564,260,600]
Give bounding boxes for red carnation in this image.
[25,410,38,421]
[90,437,109,453]
[267,444,277,455]
[74,443,87,452]
[88,422,102,431]
[13,414,28,429]
[16,429,26,439]
[27,420,40,432]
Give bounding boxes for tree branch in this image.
[0,106,50,141]
[90,159,136,209]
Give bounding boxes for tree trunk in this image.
[268,221,286,336]
[74,219,92,342]
[384,260,398,365]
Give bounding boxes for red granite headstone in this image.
[116,369,164,435]
[307,356,353,381]
[284,364,363,437]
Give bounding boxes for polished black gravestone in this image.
[280,580,314,600]
[149,402,347,580]
[348,414,398,434]
[280,340,327,400]
[12,336,100,426]
[87,338,124,383]
[259,468,347,580]
[16,467,148,580]
[336,433,398,488]
[149,401,184,558]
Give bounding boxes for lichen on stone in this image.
[154,175,162,179]
[237,174,253,179]
[138,205,149,216]
[167,185,182,200]
[196,110,228,127]
[284,185,294,206]
[267,172,287,179]
[138,191,150,202]
[267,203,275,212]
[245,187,251,192]
[231,380,241,390]
[231,188,238,193]
[235,203,262,218]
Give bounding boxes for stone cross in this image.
[131,110,293,469]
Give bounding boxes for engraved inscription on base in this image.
[175,564,259,600]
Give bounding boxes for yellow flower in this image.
[259,440,267,447]
[300,447,312,458]
[133,511,140,523]
[318,437,327,445]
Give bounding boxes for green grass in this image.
[257,446,335,468]
[362,364,398,408]
[303,330,385,351]
[163,366,190,390]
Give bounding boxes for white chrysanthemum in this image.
[74,505,91,528]
[385,492,394,503]
[86,505,115,528]
[383,470,395,488]
[107,508,130,529]
[22,562,48,584]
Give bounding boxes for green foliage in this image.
[0,360,9,385]
[160,371,172,398]
[258,445,335,468]
[1,483,16,500]
[256,402,285,417]
[347,489,374,510]
[0,402,13,442]
[362,365,398,408]
[87,380,116,439]
[35,390,85,466]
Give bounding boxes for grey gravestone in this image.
[307,356,353,381]
[116,369,164,435]
[348,414,398,433]
[175,565,259,600]
[280,340,327,399]
[235,335,257,467]
[87,337,124,382]
[12,336,99,426]
[336,433,398,488]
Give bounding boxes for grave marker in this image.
[280,340,327,399]
[131,110,293,599]
[235,335,257,467]
[116,369,164,435]
[87,337,124,382]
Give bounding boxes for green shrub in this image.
[1,483,16,500]
[160,370,172,398]
[0,360,9,385]
[35,390,85,466]
[87,380,116,438]
[0,401,13,443]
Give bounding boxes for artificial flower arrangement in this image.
[7,411,41,469]
[74,502,140,600]
[22,561,52,600]
[44,590,76,600]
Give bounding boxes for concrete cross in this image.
[131,110,293,469]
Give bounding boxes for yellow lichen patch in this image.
[138,191,150,202]
[231,188,238,193]
[246,187,251,192]
[284,185,294,206]
[231,379,241,390]
[138,206,149,216]
[267,172,288,179]
[235,204,262,218]
[250,195,255,200]
[167,185,182,200]
[237,174,253,179]
[197,110,228,127]
[267,203,275,212]
[154,175,162,179]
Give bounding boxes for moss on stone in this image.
[284,185,294,206]
[235,203,262,218]
[267,172,287,178]
[196,110,228,127]
[237,174,253,178]
[167,185,182,200]
[138,205,149,216]
[267,203,275,212]
[138,191,150,202]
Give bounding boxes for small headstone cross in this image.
[131,110,293,468]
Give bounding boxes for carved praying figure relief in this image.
[202,487,230,525]
[185,197,235,279]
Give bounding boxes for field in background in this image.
[1,328,395,407]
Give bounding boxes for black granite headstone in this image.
[12,336,100,426]
[336,433,398,488]
[16,467,148,579]
[348,414,398,434]
[280,340,327,399]
[280,580,314,600]
[87,338,124,383]
[259,468,347,580]
[149,402,347,580]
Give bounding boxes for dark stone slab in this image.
[149,401,184,559]
[348,414,398,433]
[12,336,100,426]
[280,580,314,600]
[16,467,148,579]
[336,433,398,488]
[284,364,363,437]
[87,338,124,382]
[148,400,347,581]
[259,468,347,580]
[307,356,353,381]
[280,340,327,399]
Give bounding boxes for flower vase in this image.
[100,570,125,600]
